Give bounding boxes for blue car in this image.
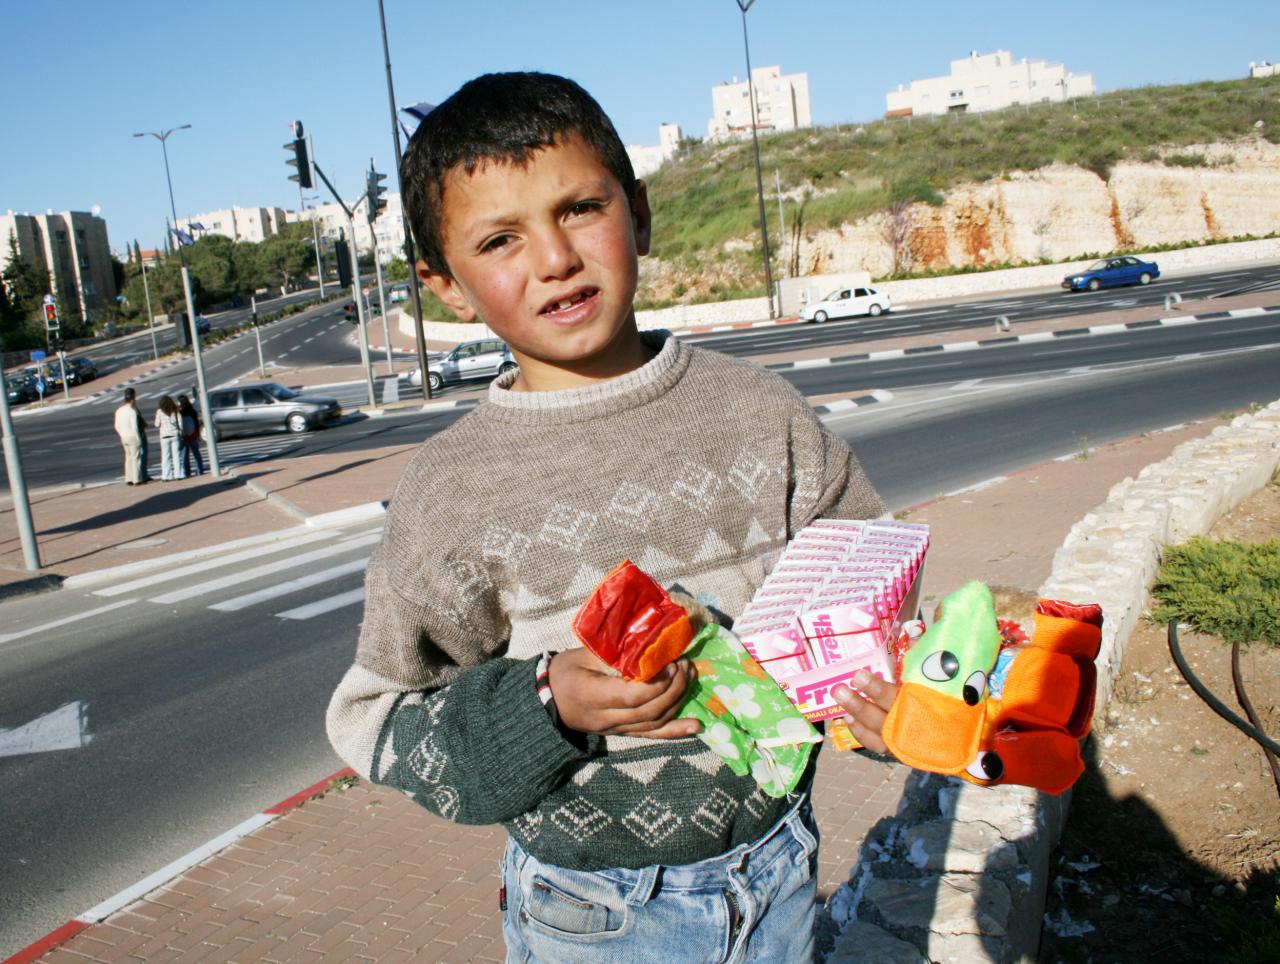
[1062,256,1160,292]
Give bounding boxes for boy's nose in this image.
[534,226,582,281]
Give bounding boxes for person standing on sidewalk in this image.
[113,387,146,485]
[326,73,895,962]
[153,395,184,481]
[177,394,204,477]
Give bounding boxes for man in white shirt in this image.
[113,387,147,485]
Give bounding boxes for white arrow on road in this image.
[0,701,92,758]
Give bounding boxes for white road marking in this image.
[147,532,380,604]
[0,701,92,758]
[276,587,365,620]
[0,598,137,644]
[209,559,369,612]
[92,530,335,597]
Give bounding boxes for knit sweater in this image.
[325,330,886,871]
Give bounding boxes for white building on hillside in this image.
[1250,60,1278,79]
[627,123,683,178]
[886,50,1095,118]
[174,206,286,244]
[709,66,811,140]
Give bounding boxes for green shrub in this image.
[1149,535,1280,645]
[1166,152,1209,168]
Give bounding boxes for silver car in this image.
[407,338,517,392]
[205,382,342,441]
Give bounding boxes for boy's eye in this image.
[480,234,513,253]
[567,200,602,218]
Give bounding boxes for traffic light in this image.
[44,302,57,325]
[367,164,387,217]
[343,303,357,324]
[49,333,63,353]
[334,239,352,287]
[285,120,313,190]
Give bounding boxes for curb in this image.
[764,304,1280,372]
[1,768,358,964]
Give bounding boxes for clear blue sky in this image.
[2,0,1275,256]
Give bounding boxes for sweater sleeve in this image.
[326,530,601,826]
[786,397,886,533]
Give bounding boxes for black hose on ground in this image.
[1167,619,1280,793]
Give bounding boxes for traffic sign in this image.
[30,350,46,361]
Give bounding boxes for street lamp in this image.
[302,193,326,297]
[133,124,222,477]
[734,0,776,319]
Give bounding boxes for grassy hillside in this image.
[640,74,1280,301]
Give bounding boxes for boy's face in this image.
[419,134,651,392]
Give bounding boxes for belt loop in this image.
[626,865,660,907]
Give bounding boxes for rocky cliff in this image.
[797,137,1280,278]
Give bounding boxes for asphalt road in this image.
[2,261,1280,953]
[3,318,1280,952]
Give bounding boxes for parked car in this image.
[62,357,100,385]
[204,382,342,441]
[1062,256,1160,292]
[801,286,892,323]
[406,338,517,392]
[4,373,39,405]
[388,284,411,303]
[195,315,212,335]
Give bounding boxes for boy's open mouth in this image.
[540,287,599,317]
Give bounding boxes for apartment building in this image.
[708,66,811,140]
[0,209,117,323]
[284,193,406,265]
[886,50,1095,118]
[174,206,286,244]
[627,123,683,178]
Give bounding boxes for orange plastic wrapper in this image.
[571,560,694,681]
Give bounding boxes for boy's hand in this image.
[549,649,701,739]
[832,670,900,755]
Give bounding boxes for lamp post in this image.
[133,125,221,477]
[302,191,326,297]
[734,0,776,318]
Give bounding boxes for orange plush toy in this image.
[572,560,695,681]
[881,582,1102,795]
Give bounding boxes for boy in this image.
[326,71,895,962]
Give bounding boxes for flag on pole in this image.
[399,101,436,141]
[189,222,206,231]
[172,228,195,246]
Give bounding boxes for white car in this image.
[406,338,517,392]
[801,286,891,323]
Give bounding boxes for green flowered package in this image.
[677,623,822,797]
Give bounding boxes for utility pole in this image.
[734,0,776,318]
[0,370,40,570]
[140,255,159,361]
[375,0,433,399]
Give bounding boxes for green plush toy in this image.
[899,580,1002,706]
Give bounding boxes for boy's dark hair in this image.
[400,71,636,276]
[123,387,136,402]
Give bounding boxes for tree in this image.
[880,200,917,276]
[185,234,238,304]
[1,231,52,350]
[255,223,312,294]
[384,256,410,282]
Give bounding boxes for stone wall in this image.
[824,400,1280,963]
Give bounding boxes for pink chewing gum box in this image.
[742,518,929,722]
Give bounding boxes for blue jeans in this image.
[501,797,818,963]
[159,436,183,480]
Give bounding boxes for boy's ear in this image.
[631,180,652,257]
[417,259,477,322]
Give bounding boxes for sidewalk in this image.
[2,294,1274,961]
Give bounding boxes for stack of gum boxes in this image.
[732,520,929,750]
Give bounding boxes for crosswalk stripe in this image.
[0,599,137,645]
[146,532,381,604]
[93,530,335,598]
[208,559,369,612]
[276,587,365,620]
